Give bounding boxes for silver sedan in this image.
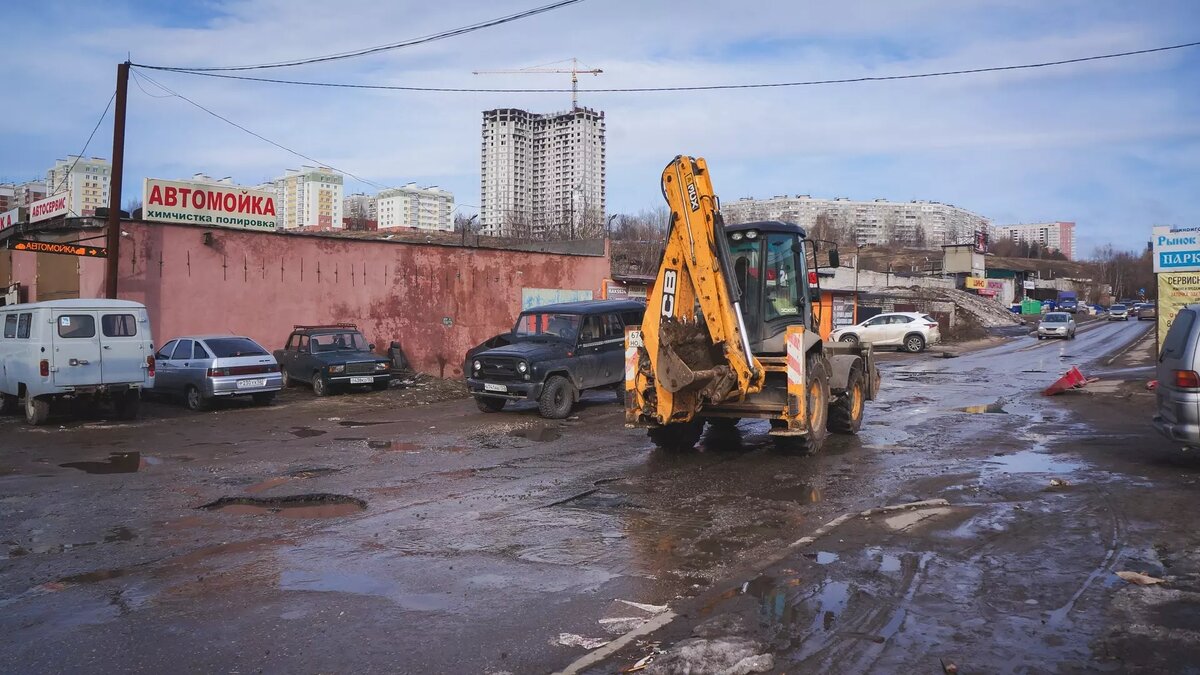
[153,335,283,411]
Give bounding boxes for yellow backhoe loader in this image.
[624,156,881,452]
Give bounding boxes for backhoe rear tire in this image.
[827,367,865,434]
[774,353,830,454]
[648,420,704,453]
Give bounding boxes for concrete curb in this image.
[553,498,952,675]
[1104,324,1155,367]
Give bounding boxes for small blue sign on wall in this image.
[521,288,593,310]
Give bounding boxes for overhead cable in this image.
[135,40,1200,93]
[131,70,392,191]
[133,0,587,72]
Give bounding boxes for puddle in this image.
[765,483,823,503]
[985,450,1085,475]
[803,551,840,565]
[199,494,367,518]
[509,427,562,442]
[866,547,902,572]
[746,573,851,633]
[280,569,453,611]
[368,440,421,452]
[290,427,326,438]
[958,402,1008,414]
[60,453,146,474]
[337,420,392,428]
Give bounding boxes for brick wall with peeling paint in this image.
[77,221,611,378]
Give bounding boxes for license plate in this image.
[236,378,267,389]
[628,330,644,348]
[350,376,374,384]
[483,383,507,392]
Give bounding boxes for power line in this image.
[131,70,392,191]
[136,40,1200,93]
[49,90,117,217]
[133,0,588,72]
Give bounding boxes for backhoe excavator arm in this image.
[630,156,765,425]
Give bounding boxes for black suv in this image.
[274,324,391,396]
[466,300,645,418]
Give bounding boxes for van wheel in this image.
[185,386,209,412]
[24,395,50,426]
[114,390,141,420]
[0,394,18,415]
[538,376,575,419]
[904,333,926,353]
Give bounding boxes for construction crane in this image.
[473,58,602,109]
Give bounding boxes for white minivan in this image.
[0,299,155,425]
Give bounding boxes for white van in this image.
[0,299,155,425]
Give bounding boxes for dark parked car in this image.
[466,300,645,418]
[154,335,282,410]
[274,324,391,396]
[1059,300,1078,313]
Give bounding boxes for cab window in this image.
[57,315,96,339]
[764,234,801,320]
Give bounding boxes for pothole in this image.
[60,453,151,474]
[957,402,1007,414]
[509,427,562,442]
[290,427,326,438]
[199,494,367,518]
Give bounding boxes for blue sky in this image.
[1,0,1197,256]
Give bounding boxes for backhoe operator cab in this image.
[625,155,880,454]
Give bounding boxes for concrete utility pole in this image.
[104,61,130,299]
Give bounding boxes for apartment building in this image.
[343,193,378,228]
[45,156,109,217]
[991,221,1077,260]
[376,184,453,231]
[722,195,989,248]
[0,180,47,211]
[480,107,606,237]
[270,166,344,230]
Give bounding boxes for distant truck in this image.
[1057,291,1079,313]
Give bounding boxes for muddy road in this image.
[3,317,1191,674]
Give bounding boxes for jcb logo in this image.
[661,269,678,318]
[687,182,700,211]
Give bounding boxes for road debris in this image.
[555,633,610,650]
[1115,571,1166,586]
[1043,366,1100,396]
[644,637,773,675]
[599,599,671,634]
[1049,478,1071,487]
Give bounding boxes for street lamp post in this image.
[854,244,864,324]
[606,214,619,238]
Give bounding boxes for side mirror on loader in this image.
[828,249,841,268]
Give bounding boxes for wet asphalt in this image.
[0,317,1164,674]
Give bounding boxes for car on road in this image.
[1059,300,1079,313]
[274,324,391,396]
[1037,312,1076,340]
[1108,304,1130,321]
[154,335,282,411]
[831,312,941,353]
[465,300,645,418]
[1134,303,1157,321]
[0,299,153,425]
[1154,304,1200,449]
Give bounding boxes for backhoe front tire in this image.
[774,354,830,454]
[648,420,704,452]
[538,376,575,419]
[827,367,865,434]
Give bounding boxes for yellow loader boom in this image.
[634,156,763,423]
